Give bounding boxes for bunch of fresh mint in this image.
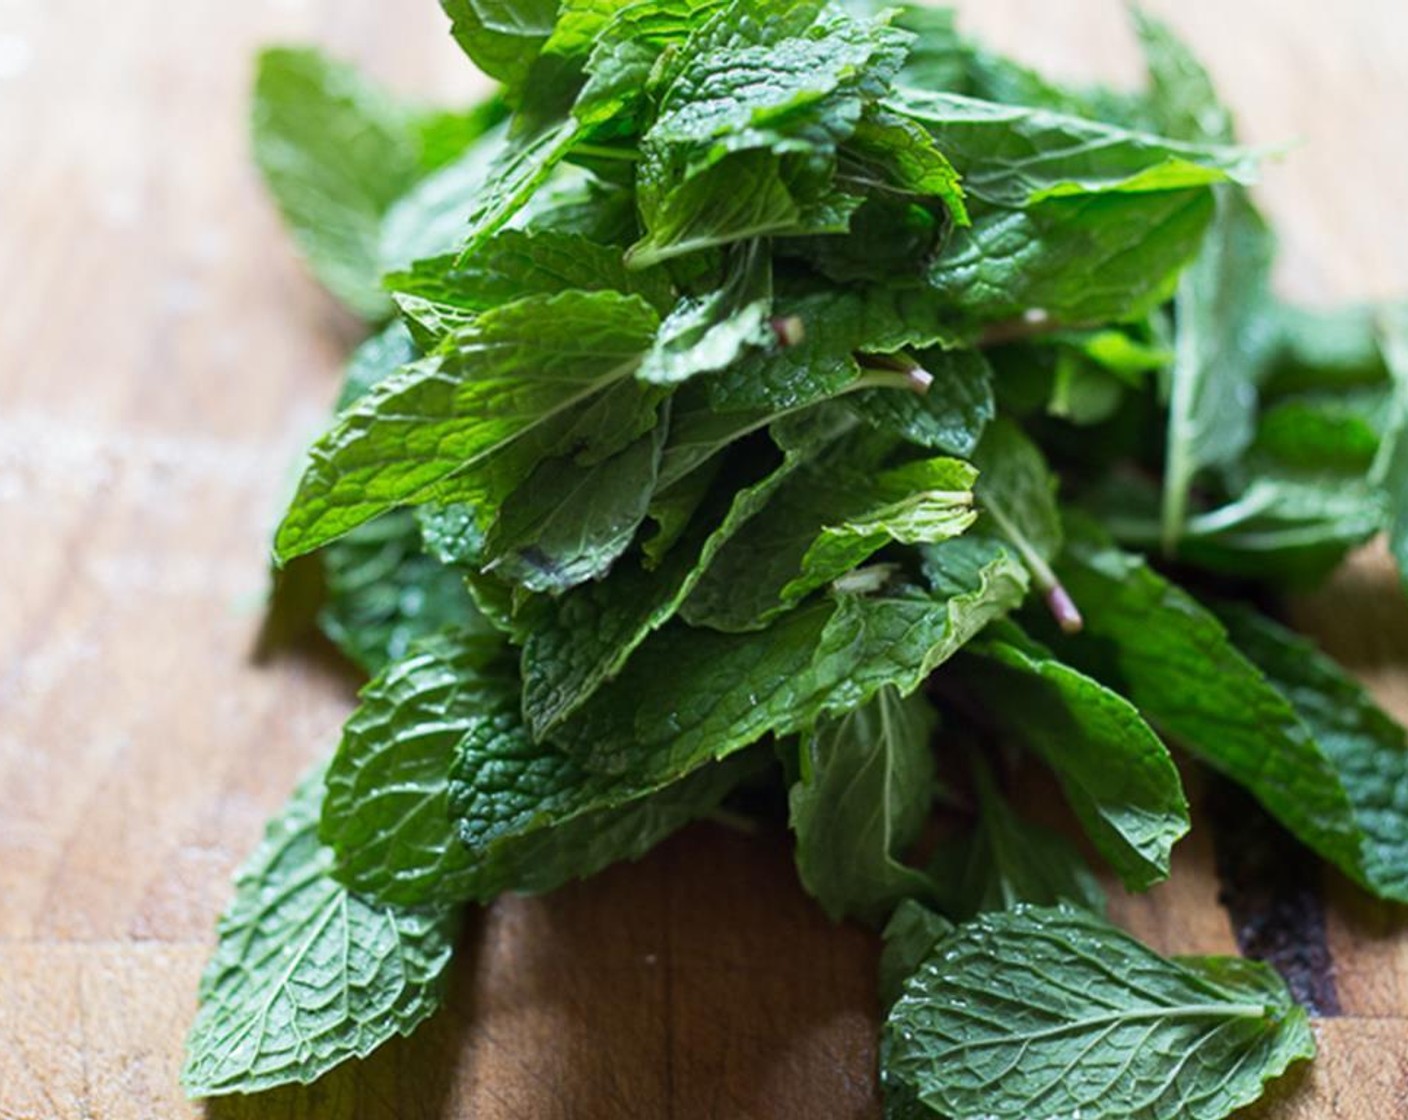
[183,2,1408,1115]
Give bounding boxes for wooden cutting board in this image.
[2,1,1406,1116]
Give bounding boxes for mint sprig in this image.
[188,6,1408,1116]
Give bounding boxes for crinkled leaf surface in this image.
[552,536,1027,782]
[182,766,461,1097]
[275,290,659,560]
[884,906,1314,1120]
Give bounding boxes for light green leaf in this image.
[386,228,675,324]
[790,686,940,924]
[887,89,1256,208]
[182,766,461,1097]
[252,48,424,319]
[441,0,560,91]
[274,290,659,561]
[884,906,1314,1120]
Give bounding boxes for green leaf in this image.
[643,0,908,177]
[252,48,425,319]
[1047,517,1368,886]
[336,322,418,410]
[482,410,666,593]
[447,680,755,894]
[441,0,560,91]
[458,117,582,261]
[321,631,750,906]
[321,633,517,904]
[951,625,1188,891]
[972,417,1063,564]
[846,348,994,458]
[879,899,953,1010]
[887,90,1256,208]
[928,187,1216,326]
[571,0,728,129]
[385,228,676,322]
[519,403,859,737]
[789,686,940,924]
[1216,604,1408,903]
[931,752,1106,920]
[682,450,977,631]
[1131,8,1235,145]
[1160,185,1277,551]
[707,285,967,413]
[182,765,461,1097]
[840,106,969,224]
[551,536,1027,785]
[883,906,1314,1120]
[629,148,857,268]
[319,511,487,675]
[1375,306,1408,589]
[274,290,659,561]
[637,241,774,386]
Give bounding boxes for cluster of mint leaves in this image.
[183,1,1408,1115]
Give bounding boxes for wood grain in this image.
[1,1,1406,1117]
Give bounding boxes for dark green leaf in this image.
[951,625,1187,890]
[790,687,940,924]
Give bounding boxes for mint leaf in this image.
[682,449,977,631]
[441,0,560,93]
[1375,306,1408,588]
[519,403,859,737]
[1160,185,1276,550]
[1048,517,1367,884]
[637,241,774,386]
[952,625,1188,890]
[182,765,461,1097]
[789,686,940,924]
[274,290,659,560]
[320,512,487,674]
[887,89,1256,207]
[1217,604,1408,903]
[386,228,676,321]
[552,537,1027,784]
[884,906,1314,1120]
[879,899,953,1010]
[252,49,424,318]
[321,633,516,904]
[846,348,994,457]
[481,410,666,593]
[931,752,1106,921]
[336,322,418,409]
[448,681,755,895]
[320,629,749,905]
[928,187,1216,325]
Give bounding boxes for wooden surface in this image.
[2,1,1407,1116]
